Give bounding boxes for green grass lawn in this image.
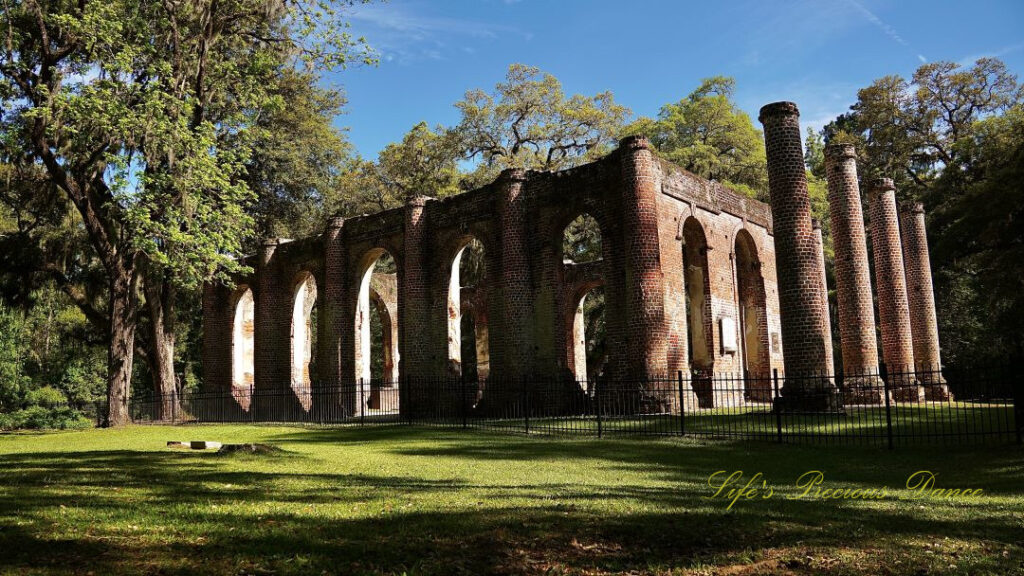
[1,425,1022,575]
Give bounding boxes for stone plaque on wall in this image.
[720,317,737,354]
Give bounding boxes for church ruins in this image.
[202,101,949,416]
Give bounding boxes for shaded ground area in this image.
[0,425,1021,575]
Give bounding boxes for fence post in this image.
[1013,365,1022,445]
[595,381,603,438]
[461,376,468,430]
[405,375,413,426]
[359,378,365,425]
[773,369,783,444]
[677,370,686,437]
[523,377,531,435]
[881,362,894,450]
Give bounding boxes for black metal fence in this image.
[127,365,1022,447]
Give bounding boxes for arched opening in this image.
[290,273,317,412]
[231,287,255,411]
[447,238,490,387]
[356,250,399,412]
[682,218,714,407]
[570,285,606,387]
[563,214,606,388]
[682,218,714,373]
[735,230,771,401]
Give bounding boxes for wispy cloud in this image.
[847,0,907,46]
[956,42,1024,67]
[845,0,927,63]
[349,2,531,64]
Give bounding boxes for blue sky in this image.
[331,0,1024,159]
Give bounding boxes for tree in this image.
[245,68,355,246]
[824,58,1020,198]
[454,64,630,173]
[0,0,373,425]
[375,122,462,200]
[627,76,767,199]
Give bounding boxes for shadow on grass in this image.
[0,427,1022,575]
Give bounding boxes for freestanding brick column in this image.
[618,136,668,383]
[866,179,922,400]
[758,102,838,410]
[824,144,884,403]
[811,218,834,375]
[899,202,952,400]
[497,169,534,381]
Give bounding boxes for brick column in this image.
[400,196,432,380]
[201,282,233,393]
[824,144,884,403]
[254,238,303,417]
[899,202,952,400]
[319,216,352,414]
[619,135,668,382]
[497,169,534,380]
[866,179,921,400]
[811,218,834,375]
[758,102,838,410]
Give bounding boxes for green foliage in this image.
[0,405,91,430]
[562,214,603,264]
[0,303,29,411]
[376,122,462,200]
[455,64,631,172]
[629,77,768,199]
[245,68,355,245]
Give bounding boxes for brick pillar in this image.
[254,238,302,417]
[899,202,951,400]
[811,218,834,375]
[320,216,352,414]
[866,179,921,400]
[824,144,884,403]
[400,196,432,380]
[201,282,233,393]
[758,102,838,409]
[619,135,668,382]
[497,168,534,380]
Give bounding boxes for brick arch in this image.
[734,228,772,400]
[354,246,399,387]
[554,210,617,384]
[566,278,606,385]
[365,280,399,413]
[289,270,318,412]
[229,284,255,411]
[681,217,715,374]
[441,233,495,382]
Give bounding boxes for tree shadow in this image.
[0,428,1022,574]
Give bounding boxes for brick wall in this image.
[204,135,786,413]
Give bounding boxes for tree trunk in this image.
[145,271,178,422]
[106,268,139,427]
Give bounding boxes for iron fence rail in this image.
[126,365,1022,447]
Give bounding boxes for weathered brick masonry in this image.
[899,202,952,400]
[867,179,923,401]
[203,104,946,413]
[824,144,884,403]
[758,102,839,409]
